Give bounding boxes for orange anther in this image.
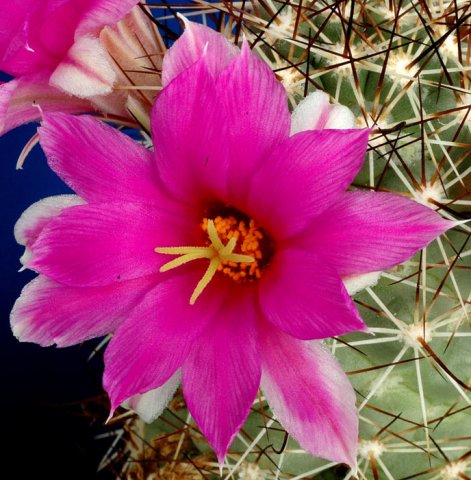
[201,213,273,283]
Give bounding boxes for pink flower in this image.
[11,22,453,469]
[0,0,159,135]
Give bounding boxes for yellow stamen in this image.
[201,215,272,283]
[158,251,212,273]
[207,218,225,251]
[155,219,254,305]
[190,258,220,305]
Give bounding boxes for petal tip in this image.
[446,217,461,231]
[19,248,33,267]
[10,314,26,342]
[359,321,370,333]
[216,451,227,471]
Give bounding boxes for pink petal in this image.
[0,0,29,58]
[123,371,181,423]
[152,56,229,202]
[259,248,366,340]
[14,194,85,267]
[28,201,192,287]
[0,74,93,135]
[15,195,85,247]
[49,36,116,97]
[38,113,167,205]
[104,270,230,410]
[248,128,370,238]
[0,1,58,76]
[260,324,358,469]
[11,273,158,347]
[290,91,355,135]
[74,0,141,37]
[182,293,261,463]
[216,40,290,203]
[0,0,139,77]
[162,18,238,86]
[296,191,455,276]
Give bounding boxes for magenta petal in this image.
[259,248,366,340]
[14,195,84,267]
[298,191,455,276]
[260,325,358,469]
[0,1,57,75]
[104,271,229,410]
[182,293,261,463]
[0,75,93,135]
[0,0,139,76]
[28,201,192,287]
[15,195,85,247]
[38,113,169,204]
[0,0,31,70]
[216,40,290,202]
[162,19,238,85]
[11,274,158,347]
[152,57,229,202]
[248,128,370,238]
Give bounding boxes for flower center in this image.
[201,215,271,283]
[154,209,273,305]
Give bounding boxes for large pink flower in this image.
[0,0,156,135]
[11,23,453,469]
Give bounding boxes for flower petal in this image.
[74,0,141,37]
[99,6,164,115]
[0,0,139,76]
[344,271,382,296]
[38,113,167,204]
[0,74,93,135]
[104,270,229,410]
[182,293,261,463]
[297,191,455,276]
[259,248,366,340]
[0,1,57,75]
[162,18,238,85]
[216,40,290,203]
[152,56,229,202]
[290,91,356,135]
[14,194,85,267]
[123,371,181,424]
[28,201,192,287]
[260,325,358,469]
[49,36,116,98]
[248,129,370,239]
[11,273,158,347]
[15,195,85,247]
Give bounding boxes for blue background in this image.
[0,76,112,478]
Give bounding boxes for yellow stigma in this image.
[155,219,255,305]
[201,215,270,283]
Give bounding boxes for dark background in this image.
[0,86,115,478]
[0,7,210,477]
